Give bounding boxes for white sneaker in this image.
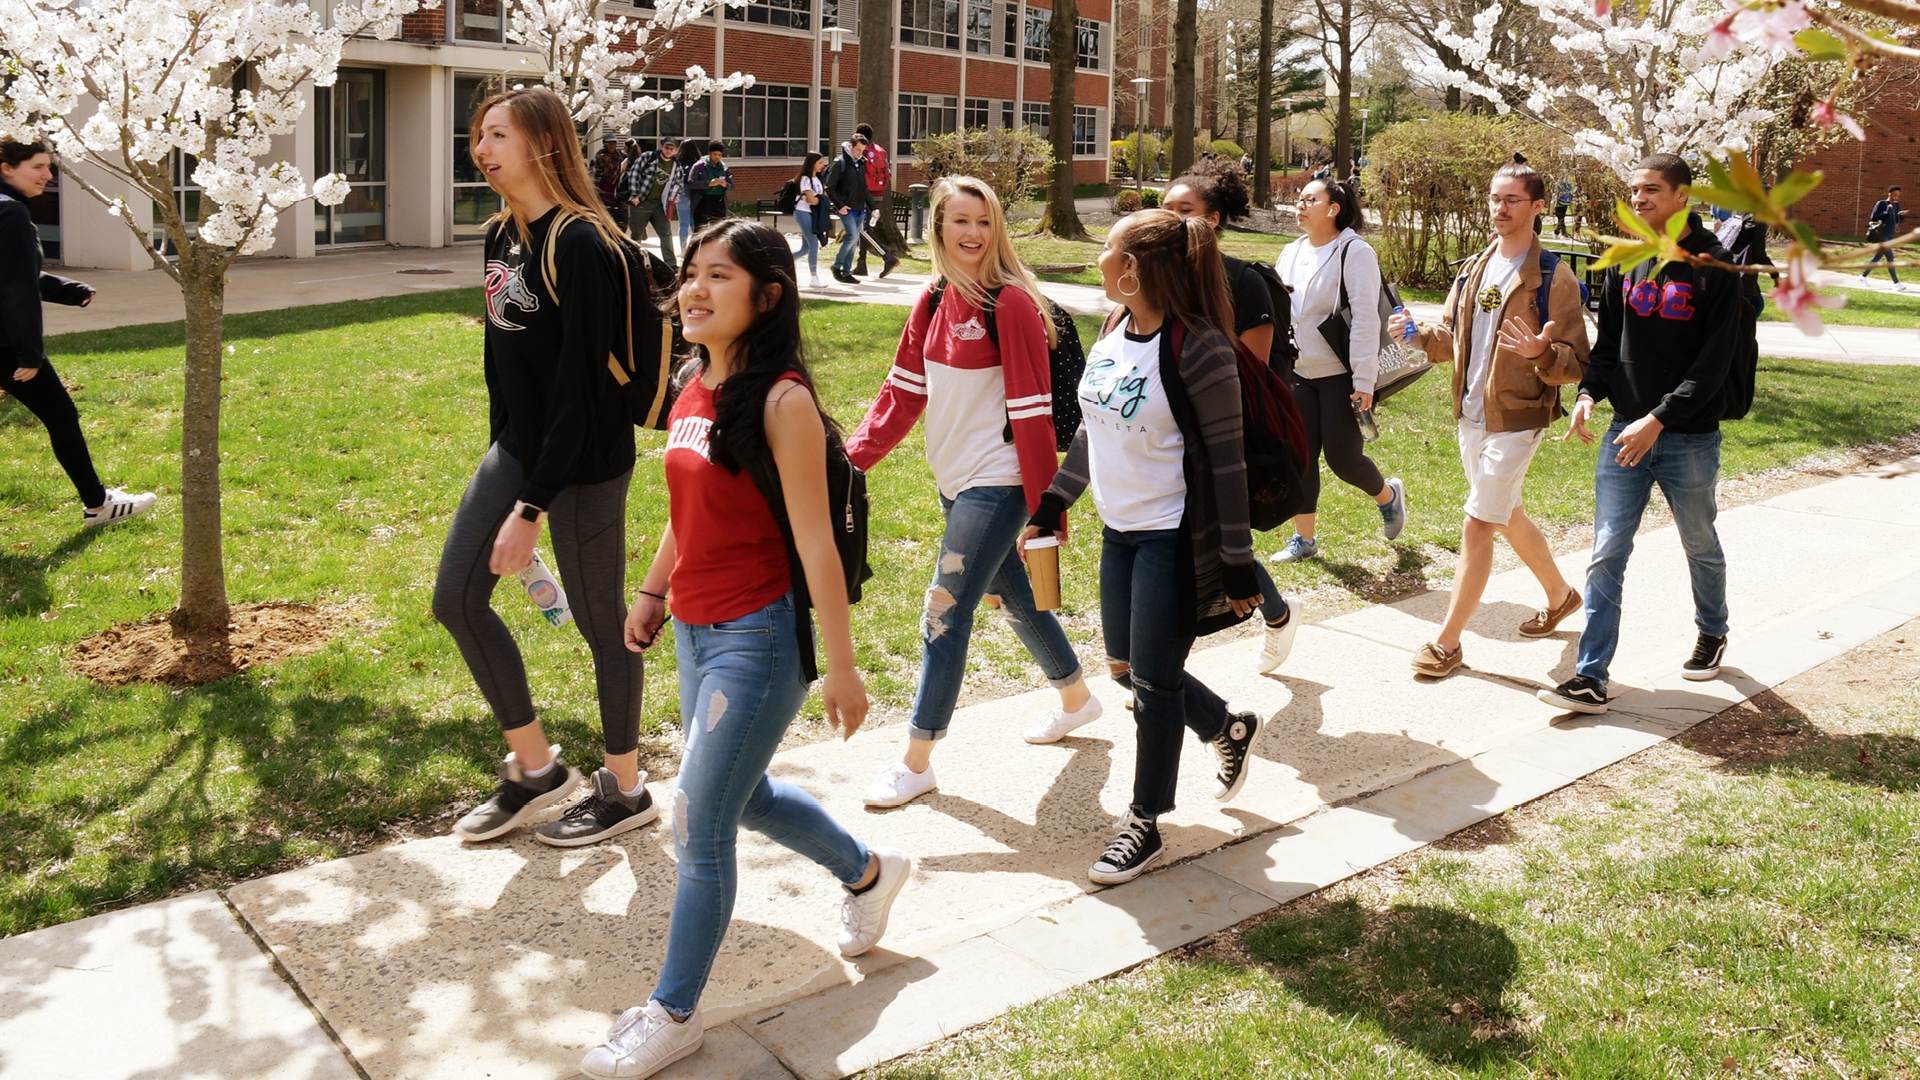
[862,761,937,807]
[1897,282,1911,292]
[1023,695,1105,744]
[838,847,911,956]
[810,274,825,288]
[579,1000,703,1080]
[83,488,157,528]
[1256,595,1302,674]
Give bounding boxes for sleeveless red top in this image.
[663,373,795,625]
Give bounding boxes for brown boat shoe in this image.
[1410,641,1464,677]
[1519,589,1582,638]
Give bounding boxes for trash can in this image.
[909,184,929,245]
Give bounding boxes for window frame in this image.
[723,0,812,31]
[721,82,822,159]
[899,0,961,49]
[898,92,959,158]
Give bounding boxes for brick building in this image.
[1791,63,1918,238]
[1107,0,1221,150]
[45,0,1115,271]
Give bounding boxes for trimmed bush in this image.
[913,127,1055,214]
[1112,133,1163,180]
[1111,189,1144,214]
[1211,139,1246,160]
[1140,187,1162,208]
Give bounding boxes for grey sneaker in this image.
[535,767,658,847]
[451,747,579,842]
[1378,477,1407,541]
[1269,534,1319,564]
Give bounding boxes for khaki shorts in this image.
[1457,419,1545,527]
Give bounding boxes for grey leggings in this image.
[1291,371,1387,514]
[432,443,642,756]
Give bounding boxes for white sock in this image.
[522,757,557,779]
[621,779,645,798]
[1061,695,1099,717]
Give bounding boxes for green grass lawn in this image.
[867,695,1920,1079]
[4,293,1920,935]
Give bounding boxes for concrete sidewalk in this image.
[44,243,1913,365]
[7,456,1920,1080]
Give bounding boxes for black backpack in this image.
[1166,321,1312,531]
[926,280,1086,452]
[537,213,684,430]
[1226,256,1299,381]
[776,178,800,215]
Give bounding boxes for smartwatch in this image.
[514,500,544,523]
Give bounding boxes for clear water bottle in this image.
[1353,398,1379,443]
[1394,303,1417,342]
[516,551,574,628]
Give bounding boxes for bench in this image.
[755,199,784,228]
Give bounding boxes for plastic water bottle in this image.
[516,551,574,628]
[1394,304,1416,342]
[1352,398,1379,443]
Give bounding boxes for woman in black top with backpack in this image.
[435,86,654,849]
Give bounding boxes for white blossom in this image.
[506,0,749,138]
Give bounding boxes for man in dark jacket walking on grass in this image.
[1539,153,1742,716]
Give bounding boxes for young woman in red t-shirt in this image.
[576,220,909,1080]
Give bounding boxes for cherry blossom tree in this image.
[0,0,438,632]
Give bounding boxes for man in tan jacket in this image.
[1390,158,1591,677]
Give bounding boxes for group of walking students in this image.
[1,82,1749,1079]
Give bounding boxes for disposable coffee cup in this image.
[1025,535,1062,611]
[516,551,574,628]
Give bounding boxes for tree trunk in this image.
[174,250,229,632]
[1333,0,1353,181]
[1039,0,1090,239]
[1253,0,1273,207]
[1170,0,1197,177]
[857,0,905,253]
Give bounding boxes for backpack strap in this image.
[1535,249,1560,330]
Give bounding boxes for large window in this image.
[150,152,201,254]
[1076,18,1102,69]
[964,97,992,129]
[900,0,961,48]
[898,93,958,157]
[723,83,821,158]
[1022,101,1048,139]
[1073,105,1097,155]
[453,0,502,41]
[314,69,386,245]
[724,0,811,30]
[966,0,993,53]
[453,73,503,242]
[1002,99,1014,129]
[1003,3,1016,57]
[1023,7,1049,62]
[628,77,710,143]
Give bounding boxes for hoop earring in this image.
[1118,272,1141,297]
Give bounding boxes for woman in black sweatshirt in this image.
[435,87,656,849]
[0,139,157,527]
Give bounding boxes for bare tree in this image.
[1170,0,1198,175]
[1254,0,1275,203]
[1039,0,1092,238]
[857,0,904,249]
[1305,0,1368,177]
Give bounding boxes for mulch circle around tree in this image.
[69,601,350,686]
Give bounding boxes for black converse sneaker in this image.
[451,747,579,842]
[1211,710,1262,802]
[535,767,659,847]
[1088,808,1162,884]
[1537,674,1609,715]
[1681,633,1728,682]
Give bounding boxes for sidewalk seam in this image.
[219,890,376,1080]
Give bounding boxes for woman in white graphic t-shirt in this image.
[844,176,1101,810]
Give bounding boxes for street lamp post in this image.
[1359,107,1370,171]
[1130,77,1153,201]
[825,26,850,153]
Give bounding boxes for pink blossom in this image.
[1731,0,1810,52]
[1812,99,1866,141]
[1773,252,1846,336]
[1701,16,1739,59]
[1593,0,1609,15]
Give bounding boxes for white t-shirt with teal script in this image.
[1079,326,1187,532]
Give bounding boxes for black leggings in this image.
[1,359,106,508]
[432,443,643,756]
[1291,371,1386,514]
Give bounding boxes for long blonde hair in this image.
[926,176,1057,347]
[469,86,630,250]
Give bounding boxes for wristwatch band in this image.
[514,500,544,523]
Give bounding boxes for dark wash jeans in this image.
[1101,527,1232,817]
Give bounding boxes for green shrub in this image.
[1112,133,1163,180]
[1211,139,1245,160]
[1141,187,1162,208]
[913,127,1055,211]
[1112,189,1144,214]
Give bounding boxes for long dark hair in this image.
[1306,177,1364,233]
[676,140,702,171]
[796,151,823,183]
[680,219,838,472]
[1116,209,1238,346]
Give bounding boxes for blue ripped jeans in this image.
[653,593,872,1015]
[910,485,1082,740]
[1575,422,1728,690]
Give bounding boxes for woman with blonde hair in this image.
[435,86,656,849]
[846,176,1100,809]
[1021,208,1268,883]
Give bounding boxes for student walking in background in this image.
[581,221,909,1079]
[688,141,732,229]
[852,122,900,279]
[1863,185,1908,290]
[1161,160,1304,674]
[435,87,653,848]
[1270,178,1407,565]
[1393,158,1590,679]
[1023,209,1268,885]
[1540,154,1740,715]
[825,134,872,284]
[666,140,703,252]
[0,139,157,528]
[621,136,678,267]
[847,177,1101,808]
[792,152,828,288]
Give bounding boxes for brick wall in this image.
[910,52,964,95]
[967,59,1019,99]
[721,29,813,84]
[1793,69,1920,237]
[399,7,445,42]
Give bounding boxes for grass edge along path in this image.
[865,627,1920,1080]
[2,290,1919,938]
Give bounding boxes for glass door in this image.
[452,73,504,242]
[314,69,388,245]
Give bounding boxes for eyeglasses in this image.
[1487,195,1535,209]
